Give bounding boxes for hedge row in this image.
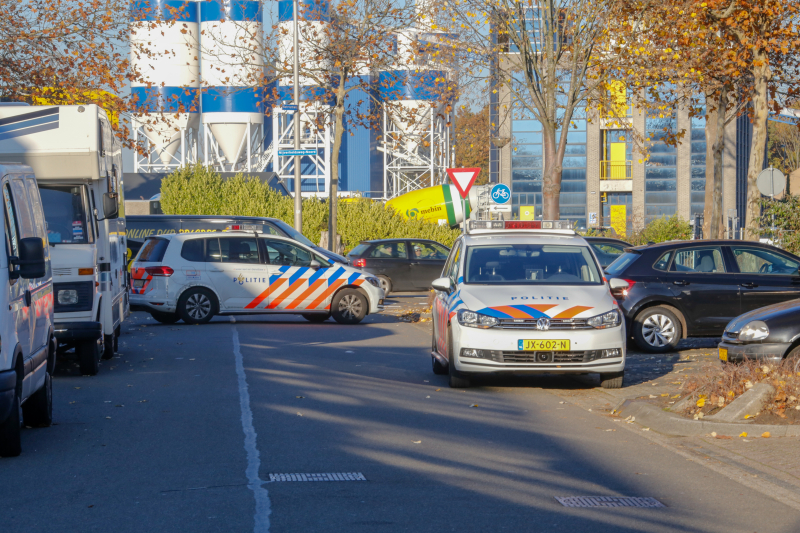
[159,165,461,252]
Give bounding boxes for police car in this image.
[129,230,384,324]
[431,220,625,389]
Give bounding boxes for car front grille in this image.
[500,350,601,363]
[54,281,94,313]
[498,318,592,330]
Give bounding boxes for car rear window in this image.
[348,243,370,256]
[137,238,169,262]
[605,252,640,276]
[181,239,205,262]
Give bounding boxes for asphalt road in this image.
[3,296,800,532]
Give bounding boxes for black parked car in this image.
[718,299,800,364]
[126,215,347,266]
[346,238,450,295]
[584,237,631,268]
[605,240,800,353]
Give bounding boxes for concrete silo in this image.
[200,0,264,172]
[130,0,201,172]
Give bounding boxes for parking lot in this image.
[3,295,800,533]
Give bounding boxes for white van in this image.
[0,104,128,375]
[0,164,54,457]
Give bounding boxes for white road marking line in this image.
[231,317,271,532]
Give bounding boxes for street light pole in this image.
[293,0,302,232]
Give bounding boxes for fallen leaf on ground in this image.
[715,435,732,440]
[762,432,771,438]
[413,440,421,444]
[739,432,748,438]
[471,404,479,408]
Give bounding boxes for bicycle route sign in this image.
[490,183,511,204]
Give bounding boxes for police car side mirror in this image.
[609,278,628,290]
[431,277,452,292]
[310,260,321,270]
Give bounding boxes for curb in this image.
[614,399,800,437]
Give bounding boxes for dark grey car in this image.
[718,299,800,364]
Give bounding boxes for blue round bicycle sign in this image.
[491,184,511,204]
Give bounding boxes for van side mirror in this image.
[431,277,453,292]
[12,237,46,279]
[102,192,119,219]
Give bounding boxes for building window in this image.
[690,110,706,218]
[645,113,677,222]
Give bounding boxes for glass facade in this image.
[645,113,677,222]
[690,110,706,217]
[510,106,587,228]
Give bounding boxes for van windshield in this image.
[38,186,91,244]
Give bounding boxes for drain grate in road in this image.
[269,473,367,482]
[555,496,665,508]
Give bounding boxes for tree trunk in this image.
[745,58,770,240]
[541,124,561,220]
[328,87,346,252]
[703,88,726,239]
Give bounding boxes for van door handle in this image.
[740,282,758,288]
[672,280,689,286]
[24,290,31,307]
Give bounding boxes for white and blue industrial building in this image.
[129,0,454,201]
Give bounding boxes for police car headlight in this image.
[366,277,381,289]
[457,309,499,329]
[587,309,621,329]
[739,321,769,341]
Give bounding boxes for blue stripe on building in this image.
[131,0,199,21]
[201,87,264,114]
[131,87,200,113]
[200,0,262,22]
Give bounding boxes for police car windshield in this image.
[465,244,603,285]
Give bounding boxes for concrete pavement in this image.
[2,296,800,532]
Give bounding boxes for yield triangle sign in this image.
[446,167,481,198]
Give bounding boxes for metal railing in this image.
[600,160,632,180]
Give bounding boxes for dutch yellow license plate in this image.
[518,339,570,351]
[719,347,728,362]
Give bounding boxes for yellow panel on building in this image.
[519,206,536,220]
[609,204,627,238]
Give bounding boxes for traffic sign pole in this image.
[446,167,481,233]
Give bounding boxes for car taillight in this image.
[352,258,366,268]
[610,279,636,299]
[144,266,174,277]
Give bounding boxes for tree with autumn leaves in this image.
[0,0,135,138]
[615,0,800,238]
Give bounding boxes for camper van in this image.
[0,105,128,375]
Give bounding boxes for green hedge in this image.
[159,165,461,252]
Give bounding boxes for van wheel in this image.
[633,306,682,353]
[302,313,329,323]
[151,311,180,324]
[331,289,367,324]
[0,386,21,457]
[79,339,101,376]
[23,372,52,427]
[447,327,471,388]
[178,288,216,324]
[102,334,115,360]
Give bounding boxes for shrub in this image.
[159,165,460,253]
[754,196,800,255]
[628,214,692,246]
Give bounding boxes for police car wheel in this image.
[447,327,471,388]
[22,371,52,427]
[600,371,624,389]
[78,339,100,376]
[0,385,22,457]
[331,289,367,324]
[178,289,216,324]
[151,311,181,324]
[303,313,329,323]
[377,276,392,297]
[633,306,682,353]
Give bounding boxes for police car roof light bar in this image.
[467,220,573,231]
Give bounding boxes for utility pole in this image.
[293,0,302,232]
